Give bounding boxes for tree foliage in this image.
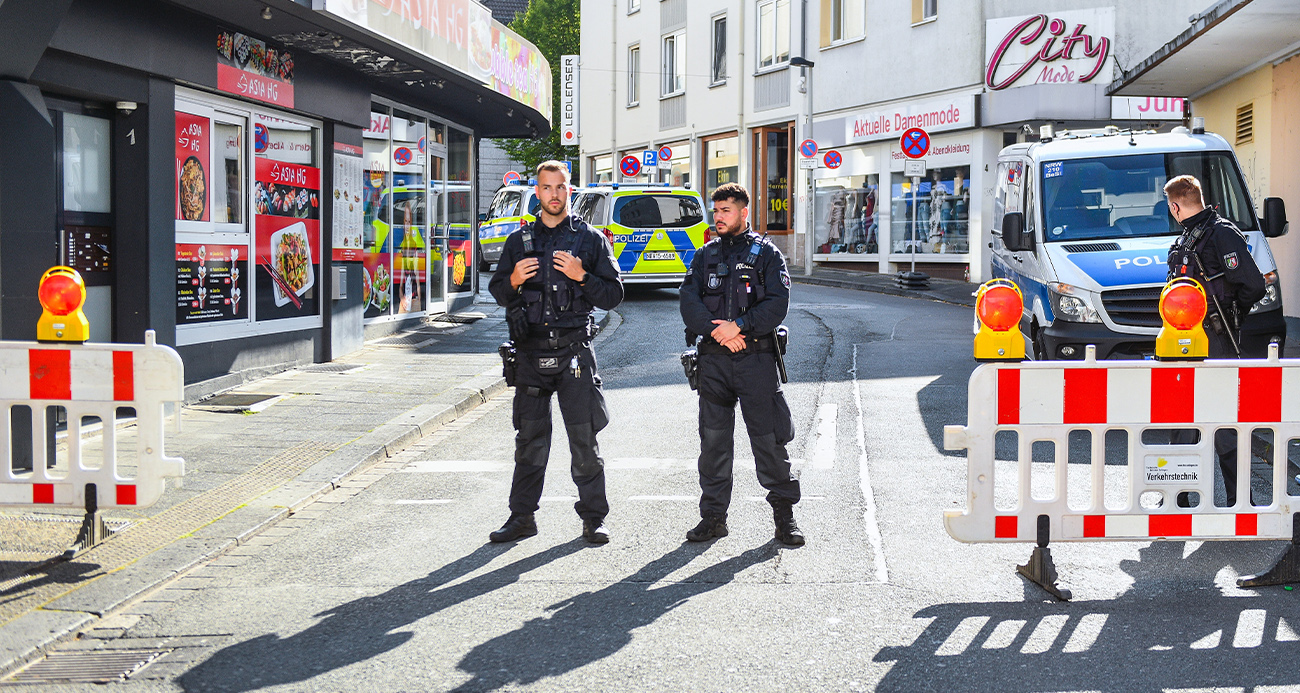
[492,0,580,173]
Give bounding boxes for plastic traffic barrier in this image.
[945,342,1300,600]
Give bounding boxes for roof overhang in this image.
[161,0,550,138]
[1109,0,1300,99]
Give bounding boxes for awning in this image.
[1109,0,1300,99]
[161,0,550,138]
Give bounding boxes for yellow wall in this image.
[1270,55,1300,320]
[1192,64,1273,204]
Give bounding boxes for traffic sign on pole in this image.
[823,150,842,169]
[620,155,641,178]
[904,159,926,177]
[503,171,522,186]
[658,145,673,161]
[900,128,930,159]
[642,150,658,168]
[798,158,817,170]
[799,139,819,158]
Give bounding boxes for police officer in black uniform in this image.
[1165,173,1266,507]
[679,182,803,545]
[488,161,624,544]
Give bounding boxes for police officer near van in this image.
[1165,173,1266,506]
[679,182,803,545]
[488,161,624,544]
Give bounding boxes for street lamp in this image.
[790,56,814,276]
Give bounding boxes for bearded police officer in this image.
[1165,174,1266,507]
[488,161,624,544]
[679,182,803,546]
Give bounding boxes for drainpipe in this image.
[737,0,746,199]
[611,0,618,181]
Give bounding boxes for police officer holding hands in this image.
[1165,173,1266,506]
[488,161,624,544]
[680,183,804,546]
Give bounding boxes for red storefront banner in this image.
[254,158,321,319]
[216,31,296,108]
[175,111,211,222]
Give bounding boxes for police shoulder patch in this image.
[781,270,791,288]
[1224,252,1239,270]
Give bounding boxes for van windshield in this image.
[612,194,704,228]
[1041,152,1257,242]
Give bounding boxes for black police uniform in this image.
[489,214,624,525]
[1167,206,1267,506]
[680,227,799,521]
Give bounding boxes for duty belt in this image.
[698,334,776,355]
[517,326,591,352]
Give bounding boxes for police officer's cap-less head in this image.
[712,182,750,237]
[534,160,571,223]
[1164,174,1205,223]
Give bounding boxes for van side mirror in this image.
[1263,197,1288,238]
[1001,212,1033,252]
[477,213,488,223]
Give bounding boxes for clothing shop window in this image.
[662,32,685,96]
[757,0,790,69]
[711,15,727,85]
[628,45,640,106]
[704,135,739,222]
[889,165,970,255]
[815,174,879,254]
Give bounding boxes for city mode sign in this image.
[984,8,1114,91]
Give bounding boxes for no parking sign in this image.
[620,155,641,178]
[823,150,842,169]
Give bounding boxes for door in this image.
[751,124,794,257]
[55,107,115,342]
[425,121,448,314]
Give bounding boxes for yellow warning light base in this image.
[1155,277,1209,361]
[974,324,1026,362]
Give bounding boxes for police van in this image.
[571,184,709,286]
[477,183,579,270]
[991,124,1288,360]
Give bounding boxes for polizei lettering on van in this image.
[1113,255,1164,270]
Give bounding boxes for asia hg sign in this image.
[560,55,580,146]
[984,8,1114,91]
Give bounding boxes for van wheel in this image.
[1031,326,1049,361]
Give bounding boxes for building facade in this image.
[578,0,1206,280]
[0,0,550,392]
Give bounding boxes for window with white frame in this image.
[628,45,640,106]
[830,0,864,42]
[757,0,790,70]
[629,0,639,13]
[911,0,936,24]
[662,32,685,96]
[711,15,727,84]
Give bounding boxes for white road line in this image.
[389,499,455,505]
[400,458,810,472]
[853,343,890,584]
[809,403,837,469]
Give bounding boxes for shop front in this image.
[2,0,549,388]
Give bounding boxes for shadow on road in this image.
[876,540,1300,692]
[451,541,775,691]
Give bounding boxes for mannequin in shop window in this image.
[928,170,948,253]
[823,189,847,253]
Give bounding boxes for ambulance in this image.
[572,184,709,286]
[990,123,1288,360]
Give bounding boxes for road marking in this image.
[809,403,837,469]
[400,458,809,472]
[852,344,889,584]
[628,495,698,501]
[389,499,454,505]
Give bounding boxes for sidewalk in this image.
[0,301,524,676]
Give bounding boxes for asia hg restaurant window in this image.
[174,91,321,345]
[889,165,970,255]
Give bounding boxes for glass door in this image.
[446,127,475,300]
[426,121,447,314]
[55,108,115,342]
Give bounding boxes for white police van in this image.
[991,124,1288,360]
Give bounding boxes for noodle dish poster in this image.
[176,111,211,222]
[255,158,321,320]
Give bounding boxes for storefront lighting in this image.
[261,6,272,20]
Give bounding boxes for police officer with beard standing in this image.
[1165,174,1266,507]
[488,161,624,544]
[680,183,803,545]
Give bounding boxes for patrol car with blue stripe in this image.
[572,184,709,286]
[991,124,1288,360]
[477,183,580,270]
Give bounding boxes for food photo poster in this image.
[176,111,211,222]
[254,158,321,320]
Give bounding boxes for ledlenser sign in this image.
[984,8,1114,91]
[316,0,551,124]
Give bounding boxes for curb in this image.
[791,274,977,307]
[0,307,621,676]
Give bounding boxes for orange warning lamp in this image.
[1155,277,1208,360]
[37,266,90,343]
[974,279,1026,361]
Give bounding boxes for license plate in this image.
[643,251,677,261]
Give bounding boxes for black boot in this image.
[687,514,729,542]
[489,514,538,543]
[773,502,804,546]
[582,517,610,544]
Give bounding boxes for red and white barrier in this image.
[1,331,184,509]
[944,344,1299,545]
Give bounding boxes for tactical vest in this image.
[700,234,769,322]
[519,220,592,327]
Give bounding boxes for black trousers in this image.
[695,350,800,518]
[1208,327,1246,505]
[508,343,610,521]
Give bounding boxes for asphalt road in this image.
[28,281,1300,692]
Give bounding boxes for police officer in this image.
[488,161,624,544]
[679,182,803,546]
[1165,173,1266,507]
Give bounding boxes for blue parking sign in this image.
[642,150,658,168]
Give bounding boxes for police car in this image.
[477,183,580,270]
[990,124,1288,360]
[572,184,709,286]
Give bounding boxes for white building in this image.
[579,0,1207,281]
